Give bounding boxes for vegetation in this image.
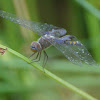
[0,0,100,100]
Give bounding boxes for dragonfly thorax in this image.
[38,36,51,50]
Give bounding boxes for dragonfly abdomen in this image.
[65,41,83,46]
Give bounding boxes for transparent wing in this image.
[0,10,97,66]
[45,35,98,66]
[0,10,66,37]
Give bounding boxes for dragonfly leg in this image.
[37,52,41,62]
[29,52,35,58]
[33,52,41,62]
[42,50,48,69]
[29,52,40,64]
[31,52,39,61]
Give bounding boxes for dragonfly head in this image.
[30,41,42,53]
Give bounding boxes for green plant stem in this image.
[0,44,97,100]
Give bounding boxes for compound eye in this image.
[30,45,37,53]
[30,45,35,49]
[30,45,36,50]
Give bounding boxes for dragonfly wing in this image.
[0,10,66,37]
[44,35,98,66]
[66,36,98,66]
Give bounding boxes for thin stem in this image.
[0,44,97,100]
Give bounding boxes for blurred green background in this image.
[0,0,100,100]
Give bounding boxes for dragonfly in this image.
[0,10,98,68]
